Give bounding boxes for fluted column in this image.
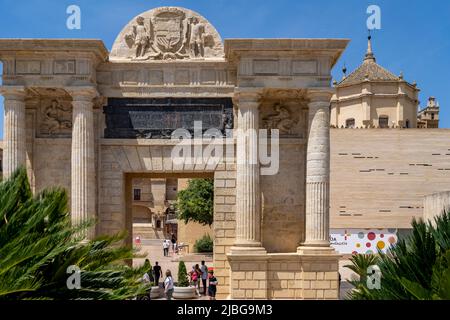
[302,90,333,248]
[68,87,97,239]
[231,90,266,254]
[1,86,26,179]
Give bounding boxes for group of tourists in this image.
[188,260,217,300]
[142,259,218,300]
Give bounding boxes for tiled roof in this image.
[337,36,400,86]
[338,59,399,86]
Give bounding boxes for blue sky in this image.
[0,0,449,137]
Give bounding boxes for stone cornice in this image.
[225,39,349,67]
[332,92,419,104]
[0,39,109,62]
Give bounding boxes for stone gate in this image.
[0,6,348,299]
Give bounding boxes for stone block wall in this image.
[229,254,340,300]
[213,165,236,299]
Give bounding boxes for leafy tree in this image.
[345,211,450,300]
[0,167,149,300]
[176,179,214,226]
[177,261,189,287]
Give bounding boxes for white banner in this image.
[330,228,398,254]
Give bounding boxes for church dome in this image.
[337,36,400,86]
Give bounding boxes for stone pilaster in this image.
[68,87,98,239]
[0,86,26,179]
[300,90,333,251]
[230,90,266,254]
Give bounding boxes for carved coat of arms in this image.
[154,12,184,53]
[123,7,215,60]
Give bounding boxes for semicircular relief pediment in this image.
[110,6,224,61]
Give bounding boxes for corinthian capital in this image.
[233,89,262,108]
[66,86,99,102]
[307,89,334,105]
[0,85,26,100]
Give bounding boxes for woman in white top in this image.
[164,269,174,300]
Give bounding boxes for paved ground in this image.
[133,240,355,300]
[133,239,213,300]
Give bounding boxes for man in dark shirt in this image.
[153,262,163,287]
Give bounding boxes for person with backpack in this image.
[200,260,208,295]
[164,269,174,300]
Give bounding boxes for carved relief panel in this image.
[38,99,72,137]
[260,90,309,138]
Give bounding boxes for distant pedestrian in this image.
[163,240,169,256]
[153,261,163,287]
[208,270,218,300]
[200,260,208,295]
[171,233,177,253]
[135,236,141,248]
[164,270,174,300]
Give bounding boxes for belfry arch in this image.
[0,6,348,299]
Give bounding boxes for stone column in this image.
[1,86,26,179]
[68,87,98,239]
[301,90,333,248]
[231,90,266,254]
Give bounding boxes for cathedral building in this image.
[331,37,422,129]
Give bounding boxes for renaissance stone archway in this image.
[0,6,349,299]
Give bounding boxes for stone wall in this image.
[213,166,236,299]
[331,129,450,229]
[423,191,450,223]
[261,141,305,253]
[33,138,71,194]
[178,221,213,253]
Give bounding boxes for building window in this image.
[431,113,435,120]
[345,118,355,128]
[156,220,161,229]
[379,116,389,128]
[133,189,141,201]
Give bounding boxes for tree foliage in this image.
[0,167,149,300]
[176,179,214,226]
[345,211,450,300]
[177,261,189,287]
[194,234,214,253]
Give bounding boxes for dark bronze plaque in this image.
[104,98,233,139]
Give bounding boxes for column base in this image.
[297,245,338,256]
[229,246,267,255]
[229,240,267,255]
[227,250,269,299]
